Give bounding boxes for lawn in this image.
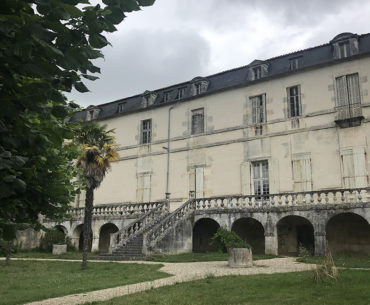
[0,260,169,305]
[1,250,97,260]
[297,254,370,268]
[88,270,370,305]
[146,252,279,262]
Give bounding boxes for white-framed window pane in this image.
[287,85,301,117]
[141,119,152,144]
[252,161,269,196]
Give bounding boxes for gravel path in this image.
[19,257,314,305]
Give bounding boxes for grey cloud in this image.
[68,29,210,107]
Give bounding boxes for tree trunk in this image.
[5,240,12,266]
[81,186,94,269]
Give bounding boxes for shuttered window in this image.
[189,167,204,198]
[336,73,360,106]
[287,85,301,117]
[341,148,367,188]
[191,108,204,134]
[137,173,151,202]
[292,158,312,192]
[251,94,266,124]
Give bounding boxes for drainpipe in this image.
[164,103,179,201]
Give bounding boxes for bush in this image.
[312,248,338,283]
[39,229,66,252]
[211,227,250,251]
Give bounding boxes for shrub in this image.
[39,229,66,252]
[211,227,250,251]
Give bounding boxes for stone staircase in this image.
[98,201,169,260]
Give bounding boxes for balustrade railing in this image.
[110,201,169,252]
[145,199,196,248]
[194,188,370,210]
[67,201,162,219]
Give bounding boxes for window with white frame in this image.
[287,85,301,117]
[338,41,350,58]
[253,66,262,80]
[195,83,202,95]
[191,108,204,135]
[252,161,269,197]
[141,119,152,144]
[163,91,171,102]
[289,57,302,70]
[251,94,266,124]
[176,87,186,100]
[292,157,312,192]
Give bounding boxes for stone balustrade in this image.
[194,188,370,210]
[146,198,196,247]
[110,201,168,251]
[66,201,163,219]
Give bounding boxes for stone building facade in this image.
[46,32,370,258]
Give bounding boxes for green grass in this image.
[145,252,279,262]
[297,254,370,268]
[1,250,97,260]
[0,260,169,305]
[88,270,370,305]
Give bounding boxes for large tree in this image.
[0,0,155,242]
[75,122,118,269]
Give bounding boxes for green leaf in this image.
[82,74,99,81]
[138,0,156,6]
[74,82,89,92]
[89,34,110,48]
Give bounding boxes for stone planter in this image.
[228,248,253,268]
[52,244,67,255]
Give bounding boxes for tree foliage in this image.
[0,0,155,237]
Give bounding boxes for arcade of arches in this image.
[99,223,119,253]
[191,213,370,255]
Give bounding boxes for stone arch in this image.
[326,212,370,255]
[98,223,119,253]
[231,218,265,254]
[277,215,314,256]
[73,224,92,252]
[54,225,67,234]
[192,218,220,252]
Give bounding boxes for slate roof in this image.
[72,32,370,122]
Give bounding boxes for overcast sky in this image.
[68,0,370,107]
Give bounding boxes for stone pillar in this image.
[314,231,326,256]
[264,214,278,255]
[91,235,99,252]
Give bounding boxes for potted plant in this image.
[211,227,252,267]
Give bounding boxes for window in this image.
[253,66,262,80]
[118,103,126,113]
[251,94,266,124]
[341,148,367,188]
[287,85,301,117]
[336,73,361,107]
[338,41,350,59]
[191,108,204,135]
[189,167,204,199]
[163,91,171,103]
[292,158,312,192]
[195,83,202,95]
[176,87,186,100]
[141,119,152,144]
[252,161,269,197]
[289,57,302,70]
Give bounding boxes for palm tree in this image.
[75,122,118,269]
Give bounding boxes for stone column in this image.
[91,234,99,252]
[264,214,278,255]
[314,231,326,256]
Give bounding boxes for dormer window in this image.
[289,56,302,71]
[247,61,269,81]
[191,77,209,96]
[176,87,186,100]
[85,107,100,121]
[163,91,171,103]
[253,66,262,80]
[118,102,126,113]
[141,90,157,107]
[330,32,359,59]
